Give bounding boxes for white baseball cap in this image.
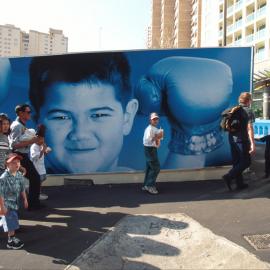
[150,112,159,120]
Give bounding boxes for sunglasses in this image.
[24,110,32,114]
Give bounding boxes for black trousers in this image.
[17,152,41,207]
[228,136,251,187]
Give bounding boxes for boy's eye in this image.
[49,115,71,120]
[90,113,110,119]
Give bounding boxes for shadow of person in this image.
[0,208,188,270]
[68,214,189,270]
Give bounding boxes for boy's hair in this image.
[0,113,11,134]
[239,92,252,104]
[29,52,133,121]
[36,124,46,137]
[15,104,31,115]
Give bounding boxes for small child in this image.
[30,124,51,200]
[0,153,28,249]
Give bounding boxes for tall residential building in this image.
[174,0,192,47]
[28,28,68,56]
[0,24,68,57]
[149,0,193,49]
[206,0,270,73]
[200,0,219,47]
[220,0,269,73]
[190,0,202,47]
[0,24,21,57]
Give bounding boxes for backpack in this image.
[220,105,242,133]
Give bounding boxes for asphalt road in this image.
[1,144,270,270]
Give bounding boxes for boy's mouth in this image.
[65,140,98,152]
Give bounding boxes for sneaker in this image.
[142,186,147,191]
[222,174,232,191]
[7,237,24,250]
[143,186,159,195]
[39,193,48,200]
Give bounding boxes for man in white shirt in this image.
[142,112,164,194]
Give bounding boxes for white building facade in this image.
[201,0,270,73]
[0,24,68,57]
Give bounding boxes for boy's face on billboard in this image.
[39,82,133,173]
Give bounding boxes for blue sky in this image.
[1,0,152,52]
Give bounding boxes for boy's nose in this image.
[68,117,95,141]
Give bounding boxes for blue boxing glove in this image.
[0,58,11,104]
[135,56,233,155]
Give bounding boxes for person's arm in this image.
[248,122,255,154]
[20,176,28,209]
[30,144,41,162]
[21,191,28,209]
[13,137,39,149]
[9,124,38,150]
[19,166,27,176]
[0,180,7,215]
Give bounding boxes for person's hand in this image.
[135,56,233,155]
[0,206,7,216]
[45,146,52,154]
[249,143,256,155]
[19,166,27,176]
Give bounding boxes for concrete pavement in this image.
[1,144,270,269]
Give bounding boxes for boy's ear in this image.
[123,99,138,135]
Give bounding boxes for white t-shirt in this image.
[30,143,46,175]
[143,124,161,147]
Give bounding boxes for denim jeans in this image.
[143,146,160,187]
[228,135,251,186]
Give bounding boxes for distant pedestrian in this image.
[0,153,28,249]
[223,92,255,191]
[142,112,164,195]
[257,135,270,178]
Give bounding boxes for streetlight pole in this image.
[223,0,227,46]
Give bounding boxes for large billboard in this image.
[0,47,253,174]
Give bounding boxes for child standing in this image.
[142,112,164,195]
[0,153,28,249]
[30,124,51,200]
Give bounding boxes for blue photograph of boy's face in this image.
[0,47,253,175]
[39,81,137,173]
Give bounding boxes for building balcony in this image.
[227,24,234,33]
[255,49,265,62]
[245,0,254,4]
[234,19,243,30]
[219,30,223,37]
[234,0,243,11]
[219,12,223,20]
[246,12,254,23]
[245,33,254,43]
[234,38,242,46]
[255,28,266,40]
[227,5,234,16]
[256,5,267,18]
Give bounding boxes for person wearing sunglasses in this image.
[9,104,44,211]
